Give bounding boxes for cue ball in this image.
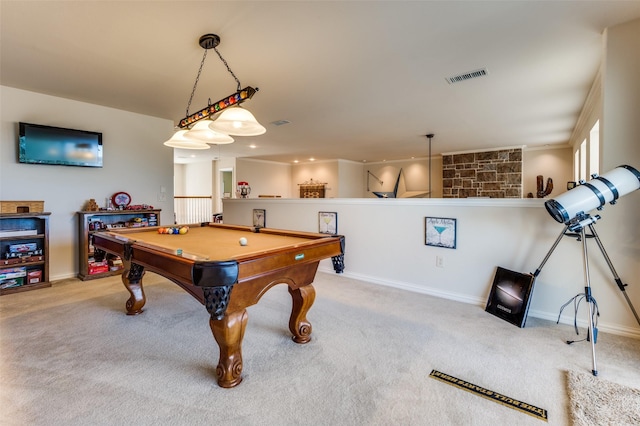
[239,237,248,246]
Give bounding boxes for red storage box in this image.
[27,270,42,284]
[88,261,109,275]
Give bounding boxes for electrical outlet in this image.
[436,255,444,268]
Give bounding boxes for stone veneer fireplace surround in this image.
[442,148,522,198]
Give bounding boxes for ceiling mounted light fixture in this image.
[164,33,264,149]
[164,130,210,150]
[209,106,266,136]
[183,120,234,144]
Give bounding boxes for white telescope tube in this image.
[544,165,640,224]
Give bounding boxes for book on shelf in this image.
[0,229,38,237]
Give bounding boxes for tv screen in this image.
[18,122,103,168]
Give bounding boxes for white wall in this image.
[237,158,292,198]
[173,164,186,196]
[291,160,339,198]
[599,18,640,333]
[180,161,212,195]
[221,20,640,338]
[603,18,640,169]
[337,159,365,198]
[181,149,566,202]
[0,86,175,280]
[213,157,237,212]
[522,146,573,198]
[363,157,443,198]
[223,197,640,337]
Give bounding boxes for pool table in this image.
[92,223,345,388]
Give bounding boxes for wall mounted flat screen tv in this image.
[18,122,103,168]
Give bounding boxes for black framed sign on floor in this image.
[485,266,535,328]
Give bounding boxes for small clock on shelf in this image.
[111,192,131,208]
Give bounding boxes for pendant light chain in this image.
[213,46,242,92]
[185,49,209,117]
[171,33,264,137]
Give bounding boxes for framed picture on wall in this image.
[253,209,266,228]
[425,217,456,249]
[485,267,536,328]
[318,211,338,234]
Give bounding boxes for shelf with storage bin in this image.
[77,209,160,280]
[0,212,51,295]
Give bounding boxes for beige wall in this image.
[237,157,292,198]
[222,196,639,337]
[522,146,573,198]
[291,160,339,198]
[0,86,175,280]
[219,18,640,337]
[363,157,442,198]
[188,148,566,201]
[337,160,365,198]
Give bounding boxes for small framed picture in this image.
[253,209,266,228]
[425,217,457,249]
[319,211,338,234]
[485,267,536,328]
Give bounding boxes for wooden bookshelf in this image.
[77,210,160,280]
[0,212,51,295]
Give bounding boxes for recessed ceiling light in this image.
[293,160,299,163]
[249,144,257,149]
[309,158,315,161]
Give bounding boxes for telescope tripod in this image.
[532,214,640,377]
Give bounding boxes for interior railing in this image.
[174,196,214,224]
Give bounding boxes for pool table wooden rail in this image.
[91,223,345,388]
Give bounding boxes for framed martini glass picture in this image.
[253,209,266,228]
[425,217,457,249]
[318,211,337,234]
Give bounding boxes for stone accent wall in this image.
[442,148,522,198]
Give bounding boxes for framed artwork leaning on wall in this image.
[485,266,536,328]
[318,211,337,234]
[253,209,266,228]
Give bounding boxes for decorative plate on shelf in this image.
[111,192,131,208]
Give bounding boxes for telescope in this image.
[544,165,640,225]
[533,164,640,377]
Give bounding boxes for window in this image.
[574,120,600,183]
[580,139,587,182]
[589,121,600,177]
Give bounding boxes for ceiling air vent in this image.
[445,68,488,84]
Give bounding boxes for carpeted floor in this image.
[1,272,640,425]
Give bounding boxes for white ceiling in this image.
[2,1,640,164]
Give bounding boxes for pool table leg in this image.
[209,309,248,388]
[123,263,146,315]
[288,284,316,343]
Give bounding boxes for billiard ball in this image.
[239,237,248,246]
